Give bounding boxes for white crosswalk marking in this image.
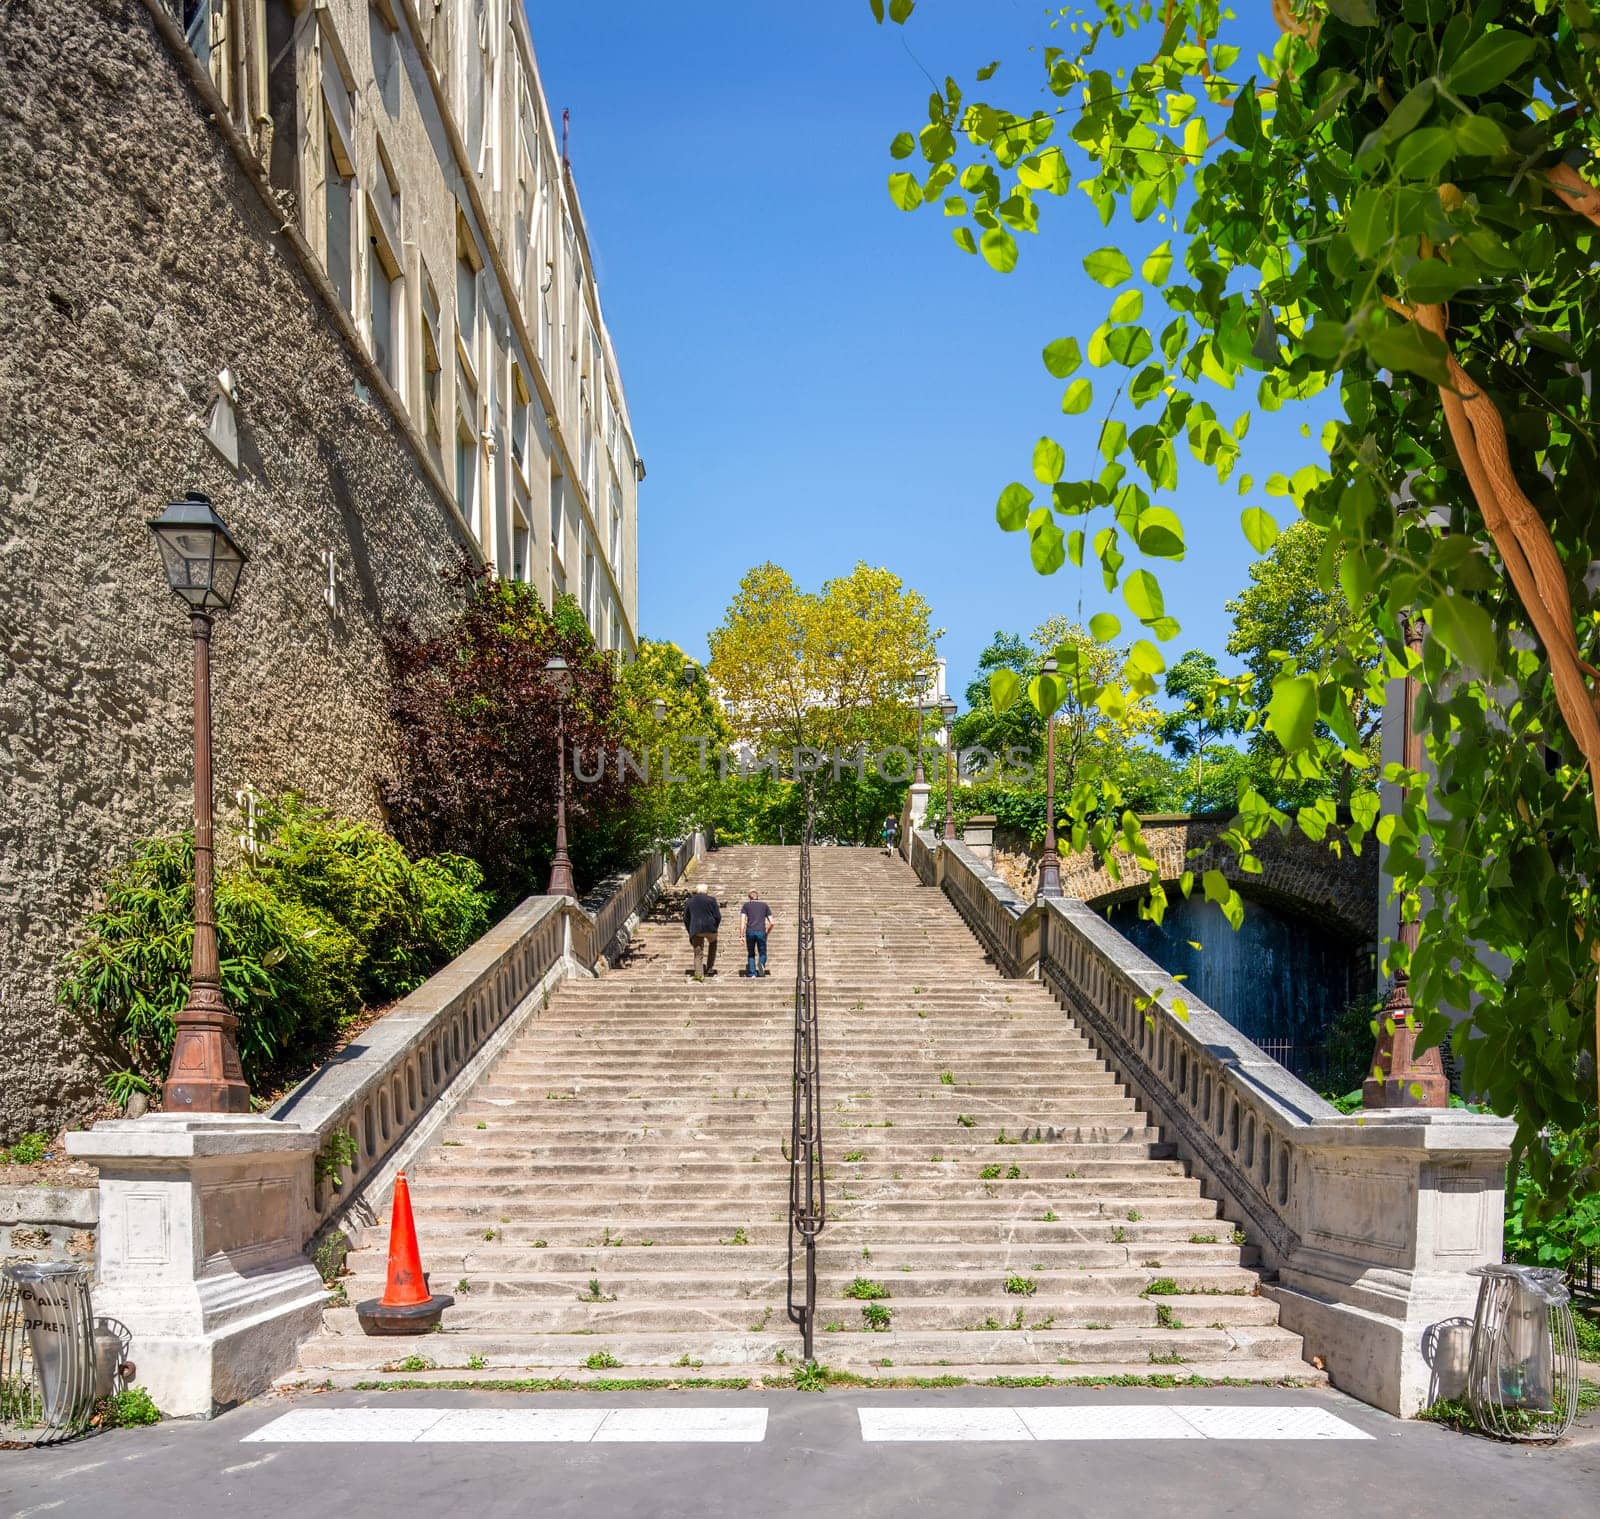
[243,1406,769,1444]
[858,1404,1371,1442]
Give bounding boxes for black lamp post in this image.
[146,491,251,1115]
[545,654,577,898]
[940,694,958,842]
[1037,655,1063,900]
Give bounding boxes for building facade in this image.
[0,0,641,1143]
[182,0,641,650]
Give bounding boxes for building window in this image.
[549,466,565,579]
[323,135,354,312]
[512,495,531,582]
[421,272,443,468]
[456,216,480,382]
[456,405,479,538]
[609,494,621,570]
[582,545,595,627]
[366,165,402,394]
[369,2,400,116]
[510,367,530,477]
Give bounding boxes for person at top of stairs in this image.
[739,888,775,978]
[683,881,721,979]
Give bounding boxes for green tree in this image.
[708,561,938,757]
[1156,651,1245,809]
[874,0,1600,1198]
[1225,520,1383,789]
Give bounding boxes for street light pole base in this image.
[1037,848,1064,900]
[162,1003,251,1115]
[546,854,577,898]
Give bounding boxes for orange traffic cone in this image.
[355,1172,454,1335]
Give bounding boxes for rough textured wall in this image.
[991,817,1378,946]
[0,1188,97,1268]
[0,0,472,1140]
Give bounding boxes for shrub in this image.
[99,1387,160,1427]
[1505,1123,1600,1279]
[2,1133,48,1166]
[58,799,493,1098]
[384,566,641,905]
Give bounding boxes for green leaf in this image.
[1123,569,1165,623]
[1105,326,1153,367]
[952,226,977,255]
[996,482,1033,532]
[869,0,884,20]
[1126,638,1165,675]
[1429,594,1497,676]
[1241,506,1279,553]
[981,226,1018,273]
[1109,289,1144,323]
[888,0,915,21]
[1135,506,1185,559]
[1088,612,1120,642]
[1030,517,1066,574]
[1043,338,1082,378]
[888,172,922,211]
[1366,320,1451,386]
[1267,675,1318,753]
[976,60,1000,81]
[889,132,916,160]
[1202,868,1231,906]
[1405,258,1471,303]
[1392,126,1455,181]
[989,668,1020,713]
[1061,378,1094,414]
[1032,437,1066,485]
[1142,241,1173,285]
[1453,113,1509,157]
[1083,247,1133,287]
[1347,186,1391,259]
[1326,0,1377,22]
[1448,29,1538,95]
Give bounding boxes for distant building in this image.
[176,0,641,649]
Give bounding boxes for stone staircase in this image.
[292,843,1314,1386]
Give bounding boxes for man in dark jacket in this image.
[683,883,721,979]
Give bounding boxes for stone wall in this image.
[0,0,475,1140]
[0,1188,98,1268]
[991,815,1377,944]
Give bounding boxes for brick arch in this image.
[1051,815,1378,945]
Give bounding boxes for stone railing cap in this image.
[66,1114,319,1163]
[1302,1109,1518,1153]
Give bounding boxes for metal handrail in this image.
[786,803,825,1360]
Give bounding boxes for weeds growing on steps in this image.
[862,1303,892,1331]
[845,1277,889,1300]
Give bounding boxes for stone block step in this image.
[297,1321,1304,1372]
[416,1149,1180,1175]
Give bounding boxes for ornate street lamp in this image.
[146,491,251,1114]
[940,694,958,843]
[1037,655,1063,900]
[544,654,577,898]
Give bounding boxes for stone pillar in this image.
[906,780,931,833]
[1267,1110,1516,1416]
[962,814,997,867]
[66,1115,325,1418]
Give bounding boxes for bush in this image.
[58,799,493,1099]
[1505,1123,1600,1279]
[2,1133,48,1165]
[98,1387,161,1427]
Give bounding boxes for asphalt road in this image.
[4,1384,1598,1519]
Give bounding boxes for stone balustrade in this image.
[916,829,1514,1418]
[69,830,707,1416]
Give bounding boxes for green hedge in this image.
[58,796,491,1103]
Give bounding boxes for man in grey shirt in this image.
[739,889,775,978]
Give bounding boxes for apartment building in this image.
[179,0,641,652]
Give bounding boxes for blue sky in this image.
[528,2,1328,704]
